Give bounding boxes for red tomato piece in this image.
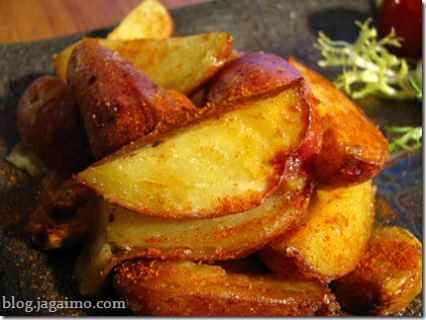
[378,0,422,59]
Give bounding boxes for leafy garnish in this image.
[315,18,422,101]
[315,18,422,154]
[385,126,422,153]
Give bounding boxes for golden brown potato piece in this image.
[113,259,340,316]
[332,226,422,315]
[259,180,375,283]
[67,38,198,159]
[73,176,312,297]
[104,175,311,261]
[288,57,389,188]
[75,79,320,219]
[16,75,93,175]
[55,32,232,96]
[203,53,322,175]
[106,0,173,41]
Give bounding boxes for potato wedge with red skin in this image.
[203,53,322,175]
[55,32,232,96]
[67,38,198,159]
[75,79,321,219]
[332,226,422,315]
[113,259,340,316]
[259,180,375,283]
[16,75,93,175]
[204,53,303,105]
[288,57,389,188]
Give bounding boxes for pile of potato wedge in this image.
[14,0,422,316]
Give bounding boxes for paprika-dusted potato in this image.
[55,32,233,96]
[16,75,93,175]
[332,226,422,315]
[259,180,375,283]
[67,38,199,159]
[204,53,322,174]
[106,0,173,41]
[113,259,341,316]
[73,176,312,297]
[204,53,304,105]
[104,175,311,261]
[288,57,389,188]
[75,79,321,219]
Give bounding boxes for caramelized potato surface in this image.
[332,226,422,315]
[67,38,198,159]
[259,180,375,283]
[113,259,340,316]
[288,57,389,188]
[75,80,319,219]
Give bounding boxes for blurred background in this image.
[0,0,211,43]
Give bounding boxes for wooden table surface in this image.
[0,0,211,44]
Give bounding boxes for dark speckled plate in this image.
[0,0,422,316]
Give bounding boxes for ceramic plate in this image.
[0,0,422,316]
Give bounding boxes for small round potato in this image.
[17,75,93,175]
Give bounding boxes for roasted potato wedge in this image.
[73,176,312,296]
[259,180,375,283]
[204,53,322,174]
[113,259,341,316]
[332,226,422,315]
[106,0,173,41]
[55,32,233,96]
[16,75,93,174]
[288,57,389,188]
[105,175,311,261]
[75,79,320,219]
[67,38,198,159]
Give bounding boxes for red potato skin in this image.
[288,57,389,188]
[16,75,93,175]
[204,53,322,177]
[203,53,303,105]
[67,38,198,160]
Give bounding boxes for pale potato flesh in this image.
[106,0,173,41]
[73,198,114,297]
[75,83,310,219]
[54,32,232,96]
[73,176,311,297]
[259,180,375,283]
[105,176,311,261]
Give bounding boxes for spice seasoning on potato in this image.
[259,180,375,283]
[332,226,422,315]
[67,38,199,159]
